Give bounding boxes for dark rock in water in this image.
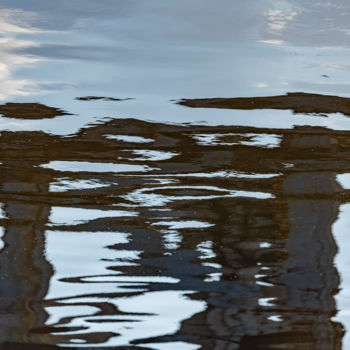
[0,103,70,120]
[75,96,133,101]
[177,92,350,117]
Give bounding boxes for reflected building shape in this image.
[0,157,53,345]
[0,95,349,348]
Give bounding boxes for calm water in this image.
[1,1,350,349]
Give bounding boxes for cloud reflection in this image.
[0,8,45,100]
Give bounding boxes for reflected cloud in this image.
[266,9,298,34]
[0,8,39,34]
[0,8,43,100]
[261,1,350,48]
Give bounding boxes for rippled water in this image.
[1,1,350,349]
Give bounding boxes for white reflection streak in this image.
[0,227,4,250]
[197,241,222,282]
[161,230,182,251]
[0,8,44,99]
[332,204,350,349]
[192,133,281,148]
[124,185,274,207]
[50,292,206,348]
[0,203,6,219]
[44,228,206,347]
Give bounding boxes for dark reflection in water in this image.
[0,95,349,348]
[178,92,350,117]
[0,103,70,120]
[75,97,133,102]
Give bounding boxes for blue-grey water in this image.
[0,1,350,349]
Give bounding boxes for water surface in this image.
[1,1,350,349]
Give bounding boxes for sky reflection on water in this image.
[0,1,350,133]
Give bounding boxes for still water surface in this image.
[1,1,350,349]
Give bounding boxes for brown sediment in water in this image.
[0,103,71,120]
[177,92,350,116]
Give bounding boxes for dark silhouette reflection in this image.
[0,103,70,119]
[0,157,53,345]
[178,92,350,117]
[1,95,350,348]
[75,96,133,101]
